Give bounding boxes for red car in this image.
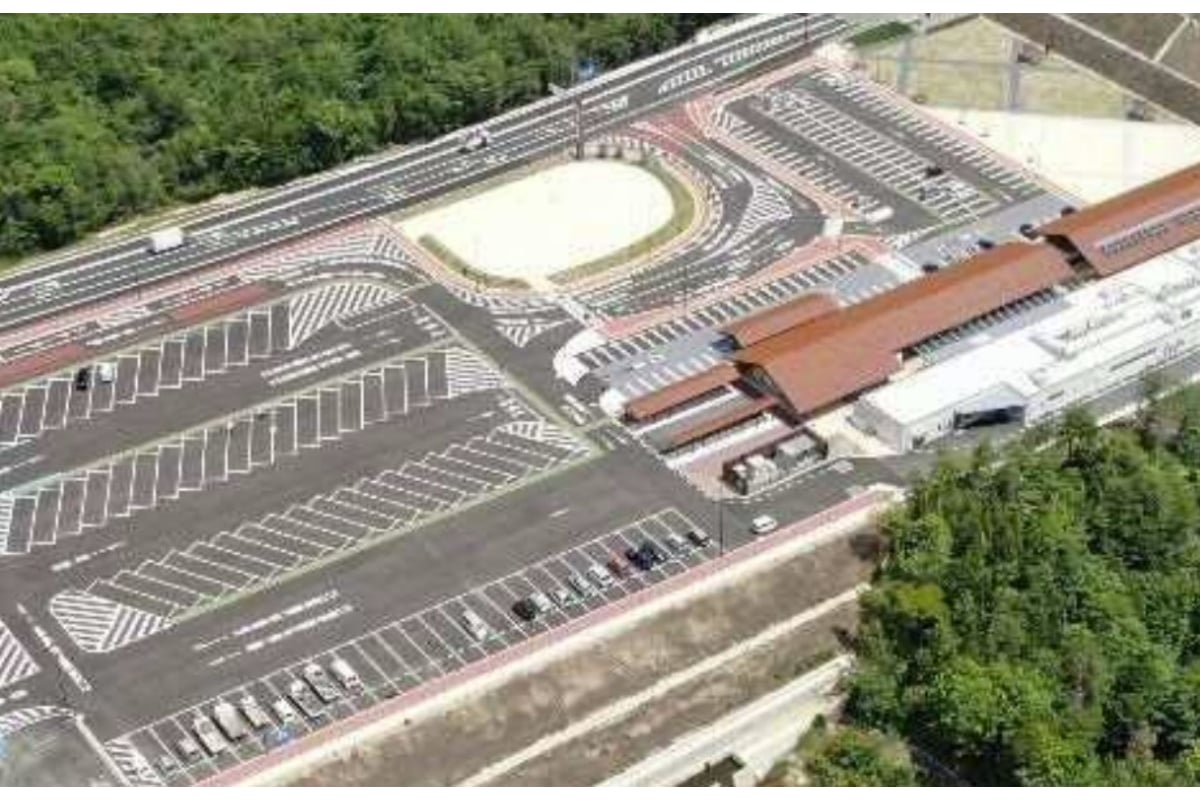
[606,553,631,579]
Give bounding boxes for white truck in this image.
[458,127,492,154]
[148,226,187,254]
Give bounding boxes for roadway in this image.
[0,14,852,336]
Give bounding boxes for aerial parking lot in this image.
[0,13,1105,787]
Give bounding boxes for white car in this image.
[271,697,300,726]
[460,609,491,642]
[750,514,778,535]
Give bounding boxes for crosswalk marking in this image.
[0,705,71,739]
[287,282,400,349]
[104,736,163,786]
[0,616,38,690]
[48,589,170,654]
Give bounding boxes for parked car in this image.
[626,541,666,571]
[191,715,227,756]
[750,514,779,535]
[271,697,300,726]
[586,563,614,589]
[567,572,594,597]
[239,695,271,729]
[330,658,364,693]
[529,592,553,615]
[664,532,688,553]
[512,597,540,622]
[303,663,342,703]
[73,366,91,391]
[175,736,202,763]
[212,700,248,741]
[606,553,632,579]
[460,609,492,642]
[288,680,325,719]
[551,588,574,607]
[686,528,712,548]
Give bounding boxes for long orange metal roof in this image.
[722,292,839,349]
[734,242,1076,415]
[665,396,777,451]
[1039,162,1200,276]
[625,362,740,422]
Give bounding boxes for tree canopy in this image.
[0,14,720,259]
[828,387,1200,785]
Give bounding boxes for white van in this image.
[330,658,363,692]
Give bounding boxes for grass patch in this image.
[547,158,697,286]
[850,21,913,49]
[417,234,530,291]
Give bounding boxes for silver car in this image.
[587,563,614,588]
[567,573,592,597]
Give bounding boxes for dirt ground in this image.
[287,529,879,786]
[990,14,1200,126]
[490,603,858,785]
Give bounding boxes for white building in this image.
[853,243,1200,451]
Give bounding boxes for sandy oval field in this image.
[401,160,676,282]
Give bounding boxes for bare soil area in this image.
[288,529,879,786]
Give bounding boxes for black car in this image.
[512,597,540,622]
[923,163,945,179]
[625,546,651,570]
[626,541,667,571]
[74,366,91,391]
[641,541,667,566]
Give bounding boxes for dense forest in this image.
[0,14,720,260]
[808,382,1200,785]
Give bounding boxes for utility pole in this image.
[551,58,591,161]
[716,496,726,556]
[574,96,585,160]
